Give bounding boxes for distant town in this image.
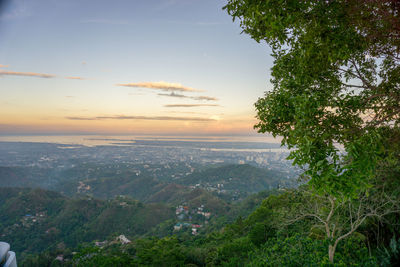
[0,138,295,177]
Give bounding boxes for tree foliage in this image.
[224,0,400,263]
[224,0,400,197]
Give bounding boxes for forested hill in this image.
[177,164,295,192]
[1,187,282,264]
[19,187,400,266]
[0,188,174,258]
[0,163,296,202]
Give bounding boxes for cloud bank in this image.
[0,70,55,78]
[0,64,9,68]
[66,115,215,122]
[116,81,203,92]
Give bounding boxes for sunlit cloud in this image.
[0,64,9,68]
[0,70,55,78]
[164,104,220,108]
[116,81,204,92]
[65,76,85,80]
[66,115,215,122]
[158,92,218,101]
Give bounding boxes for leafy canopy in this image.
[224,0,400,197]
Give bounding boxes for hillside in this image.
[0,188,174,258]
[20,188,390,267]
[1,163,295,203]
[176,164,295,194]
[0,186,280,262]
[55,175,166,201]
[0,167,54,188]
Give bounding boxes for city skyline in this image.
[0,0,273,136]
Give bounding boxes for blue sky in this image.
[0,0,274,135]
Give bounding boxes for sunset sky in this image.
[0,0,273,135]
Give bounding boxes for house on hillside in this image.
[174,223,183,231]
[95,241,108,247]
[117,235,131,244]
[191,228,198,235]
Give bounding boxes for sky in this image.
[0,0,274,136]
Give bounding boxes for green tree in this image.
[224,0,400,263]
[285,186,399,263]
[224,0,400,196]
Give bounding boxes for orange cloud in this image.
[0,64,9,68]
[0,70,55,78]
[116,81,204,92]
[65,76,85,80]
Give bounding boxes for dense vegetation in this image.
[176,164,294,193]
[0,188,174,259]
[20,188,400,266]
[0,186,276,262]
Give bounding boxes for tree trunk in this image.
[328,244,336,263]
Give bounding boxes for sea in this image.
[0,135,286,153]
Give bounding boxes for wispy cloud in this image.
[80,19,130,25]
[65,76,85,80]
[0,64,9,68]
[158,92,218,101]
[66,115,215,122]
[67,116,98,121]
[192,95,218,101]
[164,104,220,108]
[116,81,203,92]
[0,70,55,78]
[158,92,187,98]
